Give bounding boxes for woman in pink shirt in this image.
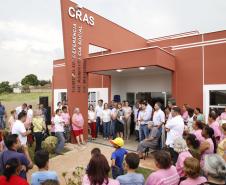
[146,150,180,185]
[208,111,221,142]
[72,107,85,146]
[174,138,192,177]
[181,104,189,124]
[83,154,119,185]
[220,106,226,123]
[192,121,205,144]
[8,110,16,132]
[180,157,206,185]
[200,126,215,168]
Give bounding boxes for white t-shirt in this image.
[147,104,153,119]
[153,109,165,126]
[54,115,64,132]
[12,120,27,145]
[27,109,33,119]
[138,108,151,125]
[165,115,184,147]
[88,110,96,122]
[123,106,132,117]
[95,106,103,117]
[101,109,111,122]
[111,108,117,120]
[15,106,22,116]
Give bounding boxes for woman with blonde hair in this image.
[32,110,46,152]
[72,107,85,146]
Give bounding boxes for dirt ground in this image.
[27,142,157,185]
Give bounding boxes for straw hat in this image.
[173,138,189,153]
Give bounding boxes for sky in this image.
[0,0,226,83]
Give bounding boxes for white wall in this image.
[54,89,67,111]
[111,73,172,101]
[53,88,108,111]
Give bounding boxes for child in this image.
[180,157,206,185]
[174,138,192,177]
[116,153,144,185]
[91,147,101,156]
[110,137,128,179]
[31,150,58,185]
[86,148,101,173]
[146,150,180,185]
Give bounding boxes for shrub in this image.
[62,166,84,185]
[41,136,57,153]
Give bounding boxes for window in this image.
[210,90,226,106]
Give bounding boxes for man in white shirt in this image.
[12,111,33,163]
[138,101,151,141]
[54,109,65,155]
[12,111,31,146]
[165,106,184,163]
[16,103,28,117]
[153,102,165,148]
[95,99,103,137]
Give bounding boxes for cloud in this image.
[0,0,226,83]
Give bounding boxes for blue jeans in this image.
[55,132,65,154]
[139,124,149,141]
[111,120,116,139]
[103,121,111,138]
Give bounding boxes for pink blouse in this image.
[180,176,207,185]
[72,113,84,130]
[192,129,205,143]
[209,121,221,139]
[200,138,214,167]
[82,175,119,185]
[176,151,192,177]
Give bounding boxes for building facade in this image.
[53,0,226,137]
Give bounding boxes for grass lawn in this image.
[136,167,153,179]
[0,92,51,102]
[0,92,51,116]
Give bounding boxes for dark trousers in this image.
[34,132,43,152]
[96,117,103,136]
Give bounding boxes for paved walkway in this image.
[28,142,156,185]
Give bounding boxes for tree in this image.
[21,74,39,86]
[39,80,51,86]
[0,81,13,94]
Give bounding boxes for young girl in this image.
[88,104,96,140]
[200,126,216,168]
[101,103,111,140]
[174,138,192,177]
[115,103,125,138]
[180,157,206,185]
[0,158,29,185]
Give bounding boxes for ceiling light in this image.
[116,69,123,72]
[139,67,146,70]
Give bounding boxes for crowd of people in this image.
[0,99,226,185]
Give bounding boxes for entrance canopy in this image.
[85,46,175,73]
